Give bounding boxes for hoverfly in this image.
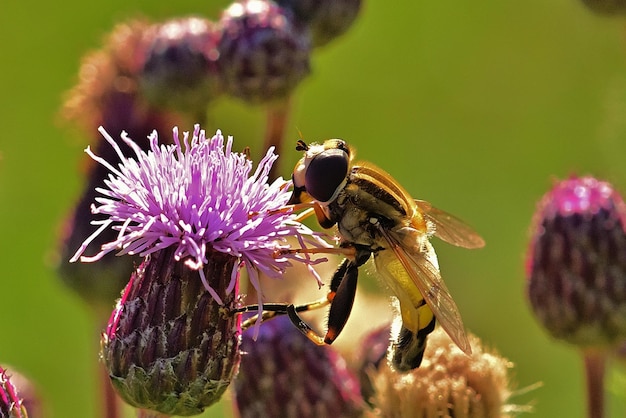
[237,139,484,371]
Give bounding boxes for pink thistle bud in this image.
[526,175,626,418]
[526,175,626,347]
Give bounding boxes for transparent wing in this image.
[415,200,485,249]
[375,224,472,355]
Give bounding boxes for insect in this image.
[237,138,485,371]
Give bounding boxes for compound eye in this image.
[305,148,349,202]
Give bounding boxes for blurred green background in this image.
[2,0,626,417]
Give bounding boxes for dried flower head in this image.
[217,0,311,104]
[363,327,519,418]
[61,20,155,132]
[234,316,365,418]
[70,125,325,306]
[0,368,28,418]
[140,17,222,115]
[526,175,626,347]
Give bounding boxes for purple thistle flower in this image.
[70,125,326,307]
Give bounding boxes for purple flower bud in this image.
[526,175,626,347]
[140,17,223,114]
[275,0,362,47]
[217,0,311,104]
[0,368,28,418]
[234,316,365,418]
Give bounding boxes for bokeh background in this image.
[3,0,626,417]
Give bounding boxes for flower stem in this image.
[264,98,291,180]
[136,409,171,418]
[100,361,120,418]
[583,349,606,418]
[97,313,121,418]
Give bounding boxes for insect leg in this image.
[283,258,353,345]
[235,299,331,331]
[233,258,355,345]
[324,260,359,344]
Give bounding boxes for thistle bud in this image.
[233,316,365,418]
[217,0,311,104]
[526,175,626,347]
[140,17,222,115]
[275,0,362,47]
[102,248,240,415]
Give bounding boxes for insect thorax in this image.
[328,179,407,249]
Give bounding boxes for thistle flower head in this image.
[0,368,27,418]
[70,125,325,304]
[526,175,626,347]
[69,125,328,414]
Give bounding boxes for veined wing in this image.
[415,200,485,249]
[375,224,472,355]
